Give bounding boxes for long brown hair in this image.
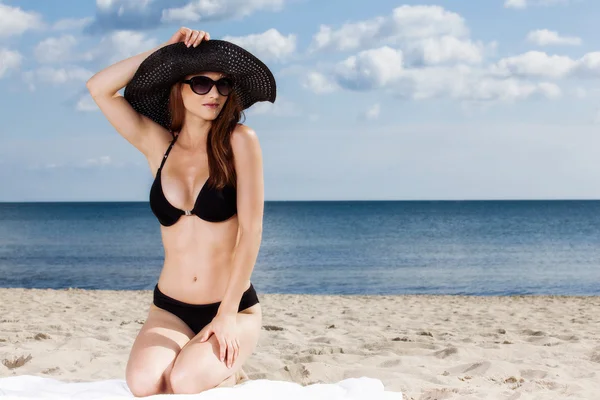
[168,76,245,190]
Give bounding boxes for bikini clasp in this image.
[184,210,192,216]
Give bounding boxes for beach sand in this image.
[0,288,598,399]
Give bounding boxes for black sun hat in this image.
[124,39,277,130]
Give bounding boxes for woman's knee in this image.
[169,353,220,394]
[126,351,177,396]
[126,368,167,397]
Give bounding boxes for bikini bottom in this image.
[153,282,259,334]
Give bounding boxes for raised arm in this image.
[86,27,210,157]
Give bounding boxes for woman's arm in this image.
[86,27,209,157]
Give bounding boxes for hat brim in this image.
[124,40,277,130]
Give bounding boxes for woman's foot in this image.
[236,367,249,384]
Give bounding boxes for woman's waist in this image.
[163,246,232,265]
[157,266,234,304]
[160,256,231,280]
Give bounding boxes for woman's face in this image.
[180,71,230,121]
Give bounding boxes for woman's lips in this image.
[203,104,219,109]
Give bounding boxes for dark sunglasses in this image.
[181,76,234,96]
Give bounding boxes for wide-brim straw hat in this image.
[124,39,277,130]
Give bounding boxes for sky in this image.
[1,0,600,201]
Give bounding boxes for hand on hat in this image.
[167,26,210,48]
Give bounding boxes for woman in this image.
[86,26,276,396]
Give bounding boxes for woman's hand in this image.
[199,313,240,368]
[167,26,210,47]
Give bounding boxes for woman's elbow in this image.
[85,78,101,98]
[86,77,114,99]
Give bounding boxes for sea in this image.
[0,200,598,296]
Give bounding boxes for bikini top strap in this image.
[158,131,179,171]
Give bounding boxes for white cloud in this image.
[505,0,527,7]
[306,46,562,103]
[161,0,286,23]
[96,0,114,10]
[333,46,404,90]
[490,51,600,79]
[308,5,494,68]
[83,156,112,166]
[76,94,98,112]
[33,31,154,66]
[310,18,385,53]
[34,35,79,64]
[397,65,560,102]
[491,51,576,79]
[222,29,296,62]
[0,48,23,78]
[300,4,586,105]
[303,72,339,94]
[527,29,581,46]
[309,5,469,53]
[364,104,381,120]
[573,87,587,98]
[22,66,94,90]
[537,82,562,99]
[96,0,152,12]
[107,30,158,62]
[573,52,600,78]
[87,0,291,32]
[246,96,299,117]
[404,35,488,66]
[0,2,43,37]
[88,30,158,64]
[505,0,573,8]
[51,17,93,31]
[36,66,93,84]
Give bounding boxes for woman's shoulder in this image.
[231,123,259,149]
[233,123,259,139]
[233,123,254,134]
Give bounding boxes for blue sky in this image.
[1,0,599,201]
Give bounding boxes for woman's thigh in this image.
[125,304,195,397]
[169,304,262,394]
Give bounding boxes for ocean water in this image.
[0,200,598,296]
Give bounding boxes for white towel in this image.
[0,375,402,400]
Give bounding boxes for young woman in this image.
[86,26,276,396]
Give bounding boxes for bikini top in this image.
[149,133,237,226]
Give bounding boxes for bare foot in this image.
[236,368,249,384]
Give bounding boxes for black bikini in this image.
[153,283,259,335]
[149,132,258,332]
[149,132,237,226]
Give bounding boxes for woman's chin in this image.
[199,111,221,121]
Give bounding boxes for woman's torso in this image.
[147,132,247,304]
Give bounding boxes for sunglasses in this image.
[181,76,234,96]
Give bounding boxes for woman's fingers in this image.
[188,30,200,46]
[217,335,227,363]
[184,28,193,46]
[170,27,210,47]
[193,30,206,47]
[227,338,235,368]
[233,339,239,367]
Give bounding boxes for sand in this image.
[0,288,599,399]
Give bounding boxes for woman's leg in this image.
[169,304,262,394]
[125,304,195,396]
